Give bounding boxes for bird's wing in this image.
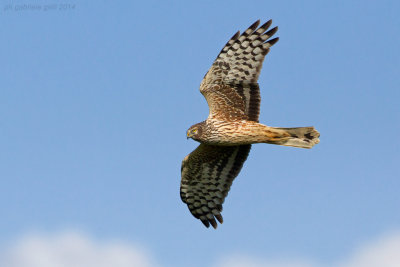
[180,144,251,229]
[200,20,279,122]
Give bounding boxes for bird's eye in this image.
[192,129,198,134]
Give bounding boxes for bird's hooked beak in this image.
[186,131,190,139]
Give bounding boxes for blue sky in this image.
[1,1,399,266]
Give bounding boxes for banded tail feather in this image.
[270,127,320,149]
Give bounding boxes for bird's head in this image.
[186,123,204,141]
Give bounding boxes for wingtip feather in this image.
[215,214,223,224]
[259,19,273,31]
[267,37,279,46]
[201,220,210,228]
[264,26,278,38]
[209,218,218,229]
[248,20,261,31]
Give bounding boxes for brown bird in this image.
[181,20,320,229]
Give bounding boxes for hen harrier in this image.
[181,20,320,229]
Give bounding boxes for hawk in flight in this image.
[181,20,320,229]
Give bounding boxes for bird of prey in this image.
[181,20,320,229]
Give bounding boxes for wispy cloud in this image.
[214,231,400,267]
[0,231,158,267]
[0,230,399,267]
[336,232,400,267]
[214,257,316,267]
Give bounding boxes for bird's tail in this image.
[268,127,320,149]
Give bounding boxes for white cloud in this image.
[0,231,158,267]
[336,232,400,267]
[0,230,399,267]
[215,256,317,267]
[215,231,400,267]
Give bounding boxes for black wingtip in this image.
[201,220,210,228]
[259,19,273,31]
[209,218,218,229]
[267,37,279,46]
[265,26,278,38]
[215,214,224,224]
[249,20,261,31]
